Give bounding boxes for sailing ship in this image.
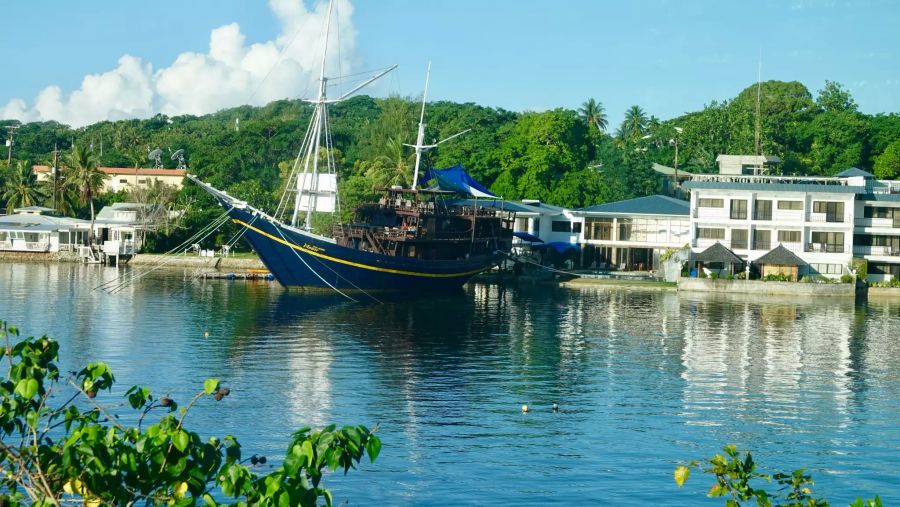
[189,1,514,293]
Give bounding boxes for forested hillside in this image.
[2,79,899,249]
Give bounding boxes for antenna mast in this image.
[755,53,762,156]
[5,124,20,167]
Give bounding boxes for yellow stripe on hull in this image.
[234,219,489,279]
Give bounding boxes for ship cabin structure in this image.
[333,187,515,261]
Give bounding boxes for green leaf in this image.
[173,430,190,452]
[365,436,381,462]
[15,377,39,399]
[674,465,690,488]
[204,378,220,395]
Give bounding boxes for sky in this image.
[1,0,898,128]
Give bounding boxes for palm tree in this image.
[616,105,649,143]
[2,160,45,213]
[65,145,107,243]
[579,98,608,132]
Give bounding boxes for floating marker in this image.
[521,404,529,413]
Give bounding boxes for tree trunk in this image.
[89,196,95,246]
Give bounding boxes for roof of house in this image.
[12,205,57,214]
[33,165,186,177]
[652,163,693,178]
[450,199,561,216]
[692,242,743,264]
[835,167,875,178]
[753,244,807,266]
[682,181,865,194]
[0,212,88,232]
[576,195,690,216]
[715,154,781,164]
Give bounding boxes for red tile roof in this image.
[32,165,186,177]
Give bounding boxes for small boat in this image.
[190,1,514,294]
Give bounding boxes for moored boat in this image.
[190,0,514,294]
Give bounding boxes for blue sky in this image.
[1,0,898,127]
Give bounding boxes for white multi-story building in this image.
[573,195,690,271]
[683,167,900,281]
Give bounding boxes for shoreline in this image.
[0,251,266,270]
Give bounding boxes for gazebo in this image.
[753,244,807,281]
[692,242,743,276]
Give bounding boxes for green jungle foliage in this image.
[1,80,898,252]
[675,444,881,507]
[0,321,380,506]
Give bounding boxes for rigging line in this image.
[224,212,259,249]
[100,211,234,294]
[306,252,383,304]
[246,9,319,106]
[271,221,358,302]
[275,113,317,220]
[106,214,233,295]
[499,251,580,277]
[336,0,344,100]
[92,209,233,291]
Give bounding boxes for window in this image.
[572,223,582,234]
[810,231,844,253]
[699,198,724,208]
[0,232,6,242]
[812,201,844,222]
[754,200,772,220]
[754,229,771,250]
[864,206,900,220]
[119,178,128,184]
[585,218,612,240]
[777,230,801,243]
[551,221,572,233]
[697,227,725,240]
[778,200,803,210]
[810,263,844,275]
[870,263,900,278]
[731,229,748,249]
[618,219,632,241]
[730,199,748,220]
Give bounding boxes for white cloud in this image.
[0,0,358,127]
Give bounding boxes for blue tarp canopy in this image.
[535,242,580,254]
[513,232,543,243]
[418,164,497,198]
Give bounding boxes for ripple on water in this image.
[2,264,900,505]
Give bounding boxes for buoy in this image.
[552,403,559,412]
[521,404,529,413]
[204,331,210,338]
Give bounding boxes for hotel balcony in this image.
[805,213,851,224]
[854,217,900,229]
[853,245,900,257]
[805,243,845,254]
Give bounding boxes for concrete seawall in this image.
[678,277,856,297]
[868,287,900,299]
[129,254,266,270]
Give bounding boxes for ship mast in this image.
[290,0,396,230]
[405,63,471,189]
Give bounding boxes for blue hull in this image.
[227,206,500,292]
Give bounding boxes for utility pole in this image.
[52,144,60,211]
[5,124,20,167]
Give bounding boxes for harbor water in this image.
[2,262,899,505]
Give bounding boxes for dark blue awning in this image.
[513,232,543,243]
[418,164,497,198]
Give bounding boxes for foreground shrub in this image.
[0,321,380,506]
[675,445,880,507]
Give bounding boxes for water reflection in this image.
[2,264,900,505]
